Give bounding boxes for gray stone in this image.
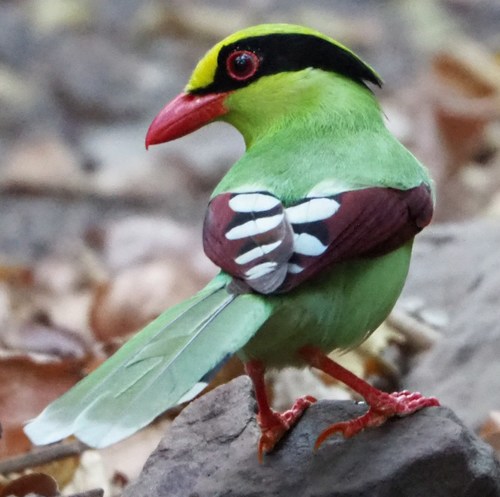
[124,376,500,497]
[0,4,38,68]
[47,35,159,122]
[403,220,500,323]
[403,221,500,429]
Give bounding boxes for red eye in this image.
[226,50,259,81]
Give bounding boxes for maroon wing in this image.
[203,192,295,294]
[280,184,433,292]
[203,185,433,294]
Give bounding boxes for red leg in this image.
[245,360,316,462]
[299,346,439,450]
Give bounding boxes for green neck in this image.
[223,69,384,148]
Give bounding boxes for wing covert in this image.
[280,184,433,291]
[203,192,294,294]
[203,184,433,294]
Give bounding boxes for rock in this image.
[1,132,87,192]
[405,221,500,314]
[124,376,500,497]
[0,66,49,134]
[78,120,242,218]
[0,193,149,262]
[91,0,152,38]
[403,220,500,429]
[47,35,157,122]
[96,216,204,272]
[0,4,38,68]
[27,0,92,35]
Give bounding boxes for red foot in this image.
[299,346,440,451]
[258,395,316,462]
[245,359,317,462]
[314,390,440,450]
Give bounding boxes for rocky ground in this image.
[124,376,500,497]
[0,0,500,495]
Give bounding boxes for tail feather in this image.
[24,274,271,448]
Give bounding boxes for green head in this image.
[146,23,383,148]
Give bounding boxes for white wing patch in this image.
[245,261,278,280]
[225,213,284,240]
[229,192,281,213]
[234,240,282,265]
[293,233,328,256]
[284,197,339,260]
[220,191,341,293]
[287,263,304,274]
[286,197,340,224]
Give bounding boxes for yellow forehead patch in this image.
[185,23,351,92]
[185,43,220,92]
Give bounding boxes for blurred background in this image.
[0,0,499,495]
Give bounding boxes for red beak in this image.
[145,92,230,149]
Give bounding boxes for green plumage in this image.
[25,23,432,449]
[219,72,425,365]
[240,243,412,367]
[25,274,272,446]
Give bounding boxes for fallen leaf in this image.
[32,455,80,490]
[431,41,500,172]
[0,473,58,497]
[0,355,85,459]
[480,410,500,457]
[95,216,207,273]
[0,266,33,287]
[326,321,405,386]
[89,258,209,342]
[3,318,90,360]
[388,37,500,222]
[0,132,88,195]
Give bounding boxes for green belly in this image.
[238,242,413,368]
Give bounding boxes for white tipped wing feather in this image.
[24,273,271,448]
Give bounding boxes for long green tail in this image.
[24,273,272,448]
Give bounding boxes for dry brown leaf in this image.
[387,308,441,352]
[431,41,500,175]
[0,132,88,195]
[89,258,209,342]
[433,40,500,97]
[88,216,217,342]
[0,356,85,459]
[34,256,91,297]
[325,321,404,388]
[95,216,213,275]
[32,455,80,491]
[400,38,500,221]
[0,266,33,288]
[3,319,91,360]
[0,472,59,497]
[480,410,500,457]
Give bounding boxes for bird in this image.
[24,23,439,460]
